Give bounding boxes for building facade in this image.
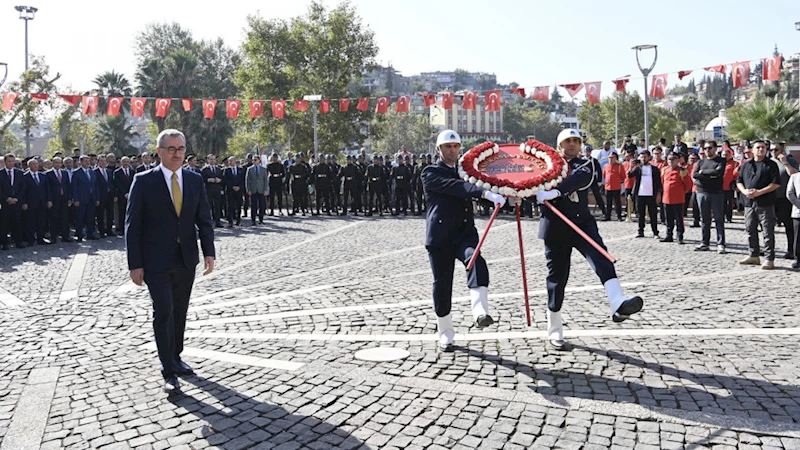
[429,101,503,141]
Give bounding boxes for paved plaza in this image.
[0,212,799,449]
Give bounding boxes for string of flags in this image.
[0,53,790,118]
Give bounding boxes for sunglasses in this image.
[703,147,714,150]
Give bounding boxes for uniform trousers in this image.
[368,183,383,213]
[315,185,330,213]
[427,238,489,318]
[394,185,409,213]
[269,182,283,212]
[343,183,360,213]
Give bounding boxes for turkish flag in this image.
[226,100,242,118]
[155,98,172,118]
[293,100,308,111]
[250,100,265,118]
[202,99,217,119]
[339,98,351,112]
[462,91,477,110]
[375,96,390,113]
[585,82,602,104]
[356,97,369,112]
[58,94,81,106]
[1,92,18,110]
[678,70,693,80]
[763,56,782,81]
[272,100,286,118]
[131,97,147,117]
[30,93,49,102]
[107,97,123,116]
[510,87,526,98]
[181,98,193,112]
[732,62,750,88]
[650,73,668,98]
[395,95,410,113]
[319,99,330,113]
[82,96,99,115]
[612,79,629,92]
[421,93,436,107]
[441,92,454,110]
[531,86,549,101]
[484,90,501,111]
[704,64,726,74]
[561,84,583,98]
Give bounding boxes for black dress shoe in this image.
[475,315,495,328]
[792,259,800,269]
[163,376,180,393]
[612,296,643,323]
[549,339,568,351]
[175,360,194,375]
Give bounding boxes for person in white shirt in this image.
[627,150,663,238]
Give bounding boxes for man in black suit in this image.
[223,156,245,227]
[135,151,154,173]
[0,153,28,249]
[72,155,100,242]
[113,156,134,236]
[46,156,73,243]
[421,130,505,352]
[23,158,51,245]
[126,129,215,393]
[95,155,115,238]
[201,154,224,227]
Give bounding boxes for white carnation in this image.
[491,186,499,194]
[468,176,476,184]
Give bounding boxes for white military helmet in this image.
[556,128,583,149]
[436,129,461,148]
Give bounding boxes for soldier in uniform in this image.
[406,155,417,214]
[312,156,331,215]
[339,155,359,215]
[267,153,285,216]
[241,153,254,218]
[535,129,644,351]
[391,155,412,215]
[299,153,313,212]
[382,154,393,213]
[366,154,385,216]
[289,153,310,216]
[356,154,368,214]
[422,130,506,352]
[326,154,340,215]
[414,153,428,215]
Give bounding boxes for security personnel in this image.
[405,155,416,214]
[382,155,393,213]
[356,154,368,213]
[392,155,412,215]
[289,153,310,216]
[299,153,313,212]
[267,153,286,216]
[340,155,360,215]
[422,130,505,352]
[535,128,644,351]
[312,157,331,215]
[326,154,341,215]
[414,154,428,215]
[366,154,385,216]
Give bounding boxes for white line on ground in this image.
[0,286,25,307]
[188,285,335,312]
[59,246,90,300]
[139,343,303,371]
[0,367,60,450]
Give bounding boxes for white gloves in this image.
[483,191,506,208]
[507,197,522,206]
[536,189,561,203]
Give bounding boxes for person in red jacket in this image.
[722,148,739,223]
[660,152,693,244]
[602,152,625,221]
[621,149,638,220]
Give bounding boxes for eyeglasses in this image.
[160,146,187,154]
[703,147,714,150]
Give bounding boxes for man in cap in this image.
[422,130,506,352]
[289,153,310,216]
[267,153,285,216]
[326,154,341,215]
[366,154,386,216]
[535,129,644,351]
[391,155,412,215]
[414,154,428,214]
[312,155,331,215]
[339,155,360,215]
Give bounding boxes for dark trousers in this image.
[605,190,621,219]
[24,204,47,243]
[724,190,735,222]
[745,205,776,260]
[144,248,195,379]
[589,183,606,215]
[408,186,416,213]
[793,218,800,261]
[683,192,692,217]
[690,192,701,225]
[697,192,725,246]
[775,198,794,253]
[315,186,329,213]
[368,183,384,214]
[269,182,283,212]
[96,199,114,235]
[544,220,616,312]
[117,197,127,234]
[291,182,308,212]
[50,201,71,241]
[75,201,97,239]
[415,184,425,213]
[250,193,266,223]
[207,189,222,224]
[427,239,489,318]
[226,190,242,224]
[0,205,23,246]
[637,196,658,235]
[328,182,339,212]
[394,186,409,213]
[664,203,685,238]
[343,184,360,213]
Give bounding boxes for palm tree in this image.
[136,49,199,133]
[94,115,139,156]
[727,95,800,142]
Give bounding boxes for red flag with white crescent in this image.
[484,90,501,111]
[612,79,629,92]
[293,100,308,111]
[763,56,782,81]
[226,100,241,118]
[58,94,82,106]
[441,92,454,110]
[155,98,171,118]
[375,96,390,113]
[249,100,265,118]
[82,96,99,115]
[531,86,549,101]
[107,97,123,116]
[510,87,526,98]
[1,92,18,110]
[181,98,193,111]
[462,91,477,110]
[421,93,436,107]
[649,73,669,98]
[704,64,726,74]
[732,62,750,88]
[319,99,330,113]
[585,82,601,104]
[131,97,147,117]
[356,97,369,112]
[560,83,583,98]
[678,70,693,80]
[395,95,410,113]
[272,100,286,118]
[202,99,217,119]
[30,93,49,102]
[339,98,351,112]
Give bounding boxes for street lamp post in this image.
[15,5,37,157]
[0,62,8,89]
[303,95,322,163]
[795,22,800,102]
[614,74,631,148]
[632,45,658,150]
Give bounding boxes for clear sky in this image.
[0,0,798,100]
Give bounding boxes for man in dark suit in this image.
[201,154,224,227]
[113,156,134,236]
[421,130,505,352]
[72,155,100,242]
[95,155,115,238]
[135,151,154,173]
[46,156,73,243]
[0,153,28,249]
[23,158,51,245]
[222,156,245,227]
[126,129,215,393]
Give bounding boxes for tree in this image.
[503,104,563,147]
[576,91,644,146]
[727,95,800,142]
[674,94,710,130]
[92,71,136,155]
[649,107,684,143]
[370,111,434,154]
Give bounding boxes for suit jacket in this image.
[113,167,135,199]
[72,168,99,204]
[95,167,113,202]
[539,156,596,241]
[24,171,50,208]
[0,167,28,206]
[125,166,215,273]
[245,164,269,194]
[223,166,246,192]
[46,169,71,205]
[421,162,486,248]
[201,165,224,197]
[628,163,663,198]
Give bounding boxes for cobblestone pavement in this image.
[1,212,799,449]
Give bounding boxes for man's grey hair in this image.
[157,129,186,148]
[79,155,90,163]
[27,159,37,168]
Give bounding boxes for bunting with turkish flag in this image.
[441,92,454,110]
[131,98,147,117]
[356,97,369,112]
[226,100,241,118]
[561,84,583,99]
[107,97,123,116]
[339,98,350,112]
[272,100,286,118]
[319,99,330,113]
[155,98,171,118]
[59,94,81,106]
[531,86,549,101]
[250,100,265,118]
[181,98,193,112]
[82,96,99,115]
[678,70,693,80]
[650,73,668,98]
[763,55,782,81]
[462,91,477,110]
[484,90,501,111]
[1,92,18,110]
[510,87,526,98]
[704,64,726,74]
[30,93,48,102]
[202,99,217,119]
[421,93,436,107]
[585,82,602,104]
[293,100,308,111]
[375,96,390,113]
[732,62,750,88]
[395,95,410,113]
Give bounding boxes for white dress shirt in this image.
[160,165,183,203]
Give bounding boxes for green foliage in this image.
[94,115,140,156]
[577,91,645,147]
[674,94,711,130]
[226,128,261,160]
[370,111,435,154]
[727,95,800,142]
[649,107,684,143]
[504,104,567,147]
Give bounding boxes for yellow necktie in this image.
[172,172,182,217]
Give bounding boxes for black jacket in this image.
[692,156,726,194]
[421,162,486,248]
[627,163,663,197]
[539,157,595,241]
